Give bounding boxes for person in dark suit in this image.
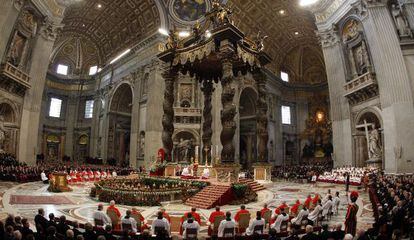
[319,224,334,240]
[56,216,70,235]
[332,223,345,240]
[301,225,319,240]
[48,213,57,229]
[34,208,48,233]
[21,218,34,239]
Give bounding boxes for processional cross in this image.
[355,119,374,159]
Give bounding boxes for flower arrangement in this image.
[94,176,209,206]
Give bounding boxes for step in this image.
[185,184,231,209]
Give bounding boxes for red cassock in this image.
[304,197,312,209]
[107,205,121,218]
[207,210,225,236]
[260,207,270,217]
[345,203,359,236]
[70,172,77,183]
[275,203,288,215]
[291,201,301,215]
[82,171,89,181]
[94,171,100,181]
[312,195,320,205]
[88,171,94,181]
[235,209,250,233]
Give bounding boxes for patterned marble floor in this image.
[0,180,374,236]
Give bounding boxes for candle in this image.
[216,145,219,157]
[195,145,199,157]
[211,145,214,158]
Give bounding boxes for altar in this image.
[48,172,72,192]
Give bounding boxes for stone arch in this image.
[353,107,383,167]
[172,129,199,163]
[239,87,258,170]
[107,82,133,165]
[0,99,19,124]
[173,129,200,143]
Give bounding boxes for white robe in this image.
[307,205,322,222]
[332,196,340,213]
[218,219,236,238]
[270,213,289,232]
[246,218,265,236]
[151,218,170,235]
[322,199,333,217]
[291,209,308,225]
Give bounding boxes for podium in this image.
[253,163,272,183]
[48,172,72,192]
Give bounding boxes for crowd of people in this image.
[369,172,414,239]
[317,167,371,186]
[271,164,333,181]
[0,194,375,240]
[0,153,135,184]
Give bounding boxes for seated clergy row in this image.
[207,191,340,236]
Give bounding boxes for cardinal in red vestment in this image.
[345,191,359,236]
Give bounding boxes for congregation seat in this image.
[212,215,226,236]
[237,213,250,234]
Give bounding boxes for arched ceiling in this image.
[227,0,326,84]
[50,0,325,85]
[56,0,161,65]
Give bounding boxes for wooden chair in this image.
[280,220,288,232]
[223,227,235,238]
[237,213,251,234]
[263,210,272,228]
[185,228,198,240]
[94,219,104,227]
[121,222,132,232]
[285,207,290,216]
[212,215,226,236]
[106,209,120,230]
[154,226,168,238]
[253,224,264,235]
[130,212,142,231]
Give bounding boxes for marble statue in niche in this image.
[0,116,6,152]
[138,131,145,158]
[368,124,382,159]
[8,33,27,67]
[354,41,371,75]
[7,10,38,68]
[176,138,193,162]
[391,3,413,38]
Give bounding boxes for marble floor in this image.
[0,179,374,237]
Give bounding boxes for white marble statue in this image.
[391,4,413,38]
[369,125,382,159]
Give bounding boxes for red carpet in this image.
[9,195,74,205]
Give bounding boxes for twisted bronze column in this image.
[254,70,269,162]
[201,80,214,164]
[220,60,237,162]
[161,67,178,161]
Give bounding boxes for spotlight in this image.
[158,28,169,36]
[178,31,190,38]
[299,0,319,7]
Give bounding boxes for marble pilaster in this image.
[18,22,59,165]
[363,2,414,173]
[129,73,142,168]
[319,28,353,167]
[144,62,164,168]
